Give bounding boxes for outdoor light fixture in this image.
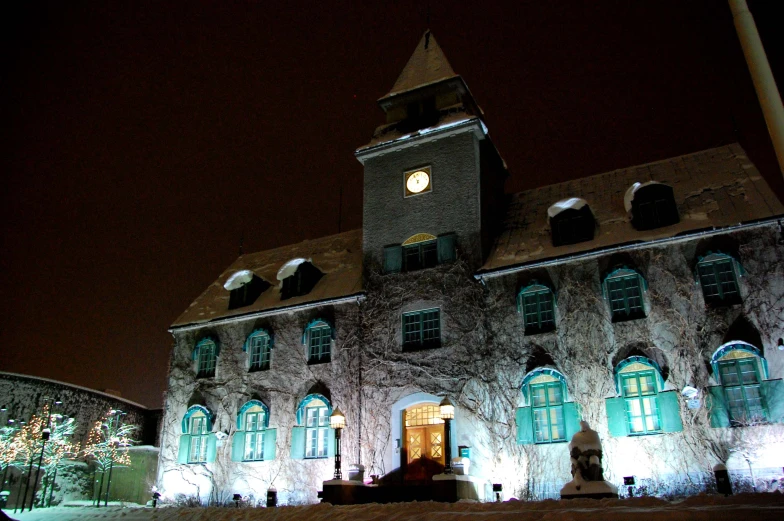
[778,338,784,351]
[439,397,454,474]
[330,407,345,480]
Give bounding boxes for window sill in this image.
[249,367,270,373]
[533,439,567,445]
[195,373,215,379]
[307,358,332,366]
[402,341,442,352]
[611,313,646,323]
[304,456,329,460]
[627,431,662,437]
[524,326,556,336]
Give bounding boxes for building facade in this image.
[157,32,784,504]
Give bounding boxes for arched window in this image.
[231,400,277,462]
[708,342,777,426]
[517,282,556,334]
[606,356,682,437]
[303,319,333,364]
[548,198,595,247]
[625,182,679,231]
[278,259,324,300]
[178,405,216,464]
[517,369,579,445]
[193,338,218,378]
[603,267,647,322]
[382,232,456,274]
[244,329,272,372]
[290,394,335,460]
[696,252,742,306]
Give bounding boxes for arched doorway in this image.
[402,403,445,481]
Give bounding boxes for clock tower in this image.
[356,31,507,271]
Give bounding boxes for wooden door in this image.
[403,404,445,481]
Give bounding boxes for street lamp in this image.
[439,397,454,475]
[23,397,62,512]
[329,408,346,480]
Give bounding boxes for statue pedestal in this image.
[319,479,370,505]
[560,478,618,499]
[432,474,482,502]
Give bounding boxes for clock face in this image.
[405,169,431,196]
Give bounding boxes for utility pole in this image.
[729,0,784,178]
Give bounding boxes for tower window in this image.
[404,240,438,271]
[402,309,441,350]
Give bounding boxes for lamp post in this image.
[329,408,345,480]
[24,398,61,512]
[104,410,126,507]
[439,397,454,475]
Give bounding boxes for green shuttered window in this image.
[719,359,765,424]
[698,254,740,305]
[248,332,271,371]
[195,339,217,378]
[621,371,661,434]
[518,285,555,334]
[605,272,645,321]
[531,382,565,443]
[402,309,441,350]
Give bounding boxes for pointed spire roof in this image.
[382,31,459,99]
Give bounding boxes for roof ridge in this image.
[382,30,458,99]
[510,144,742,199]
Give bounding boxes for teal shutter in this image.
[327,428,336,458]
[707,385,730,428]
[290,426,306,459]
[761,379,784,423]
[231,432,245,462]
[263,428,278,460]
[605,397,628,437]
[178,434,191,464]
[383,245,403,273]
[564,402,581,440]
[205,433,217,463]
[658,391,683,433]
[516,407,533,445]
[437,233,456,263]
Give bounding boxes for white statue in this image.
[560,421,618,498]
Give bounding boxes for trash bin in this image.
[266,487,277,507]
[714,464,732,496]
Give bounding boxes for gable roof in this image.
[381,31,458,100]
[482,143,784,272]
[171,229,362,328]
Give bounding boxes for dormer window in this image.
[277,259,323,300]
[224,270,270,310]
[548,198,595,247]
[625,182,679,231]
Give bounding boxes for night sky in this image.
[2,1,782,409]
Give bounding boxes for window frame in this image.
[194,338,218,378]
[402,308,441,351]
[697,253,741,306]
[718,358,766,424]
[604,268,646,322]
[304,403,330,459]
[305,321,332,364]
[630,183,679,231]
[243,410,267,461]
[530,381,566,443]
[620,370,662,435]
[246,330,272,372]
[518,283,556,334]
[403,240,438,272]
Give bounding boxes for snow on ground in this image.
[4,494,784,521]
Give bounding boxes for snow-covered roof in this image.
[277,258,309,281]
[623,181,664,213]
[547,197,588,218]
[482,144,784,272]
[223,270,255,291]
[381,31,458,101]
[357,109,481,152]
[171,229,363,328]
